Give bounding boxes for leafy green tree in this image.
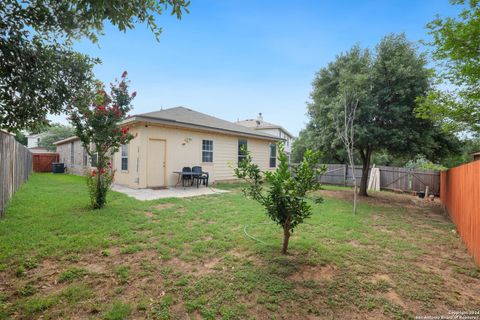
[13,131,27,146]
[441,136,480,167]
[307,34,456,196]
[405,155,447,171]
[234,144,325,254]
[292,127,348,164]
[38,124,75,151]
[69,72,135,209]
[416,0,480,133]
[0,0,190,132]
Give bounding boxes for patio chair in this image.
[181,167,192,187]
[192,166,209,188]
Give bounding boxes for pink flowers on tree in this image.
[69,72,136,209]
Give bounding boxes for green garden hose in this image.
[243,222,276,245]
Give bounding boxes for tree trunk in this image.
[281,218,291,254]
[358,148,372,197]
[95,153,106,209]
[95,164,103,208]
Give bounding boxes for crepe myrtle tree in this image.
[234,143,325,254]
[69,71,136,209]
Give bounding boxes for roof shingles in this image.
[132,107,280,140]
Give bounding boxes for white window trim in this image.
[269,143,277,168]
[202,139,214,163]
[238,139,248,164]
[121,144,129,172]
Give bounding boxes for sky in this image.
[50,0,460,136]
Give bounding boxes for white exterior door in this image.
[147,139,166,187]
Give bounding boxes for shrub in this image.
[234,143,325,254]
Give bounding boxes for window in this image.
[269,143,277,168]
[121,144,128,171]
[82,149,88,167]
[91,153,98,167]
[202,140,213,162]
[70,142,75,165]
[238,139,248,164]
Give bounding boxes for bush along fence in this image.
[440,161,480,265]
[291,163,440,195]
[0,130,33,218]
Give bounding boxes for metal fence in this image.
[0,131,33,217]
[292,163,440,195]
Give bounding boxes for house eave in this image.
[122,116,282,141]
[53,136,80,145]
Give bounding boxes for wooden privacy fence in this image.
[301,163,440,194]
[440,161,480,265]
[0,131,33,217]
[33,153,59,172]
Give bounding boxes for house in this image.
[236,113,294,159]
[53,136,92,175]
[54,107,281,188]
[27,133,50,154]
[471,151,480,161]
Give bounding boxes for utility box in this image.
[52,163,65,174]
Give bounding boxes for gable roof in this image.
[236,119,294,139]
[125,107,281,140]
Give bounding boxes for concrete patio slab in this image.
[112,184,229,201]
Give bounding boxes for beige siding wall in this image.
[112,123,277,188]
[112,126,142,187]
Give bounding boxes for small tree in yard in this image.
[69,72,136,209]
[335,91,359,214]
[234,144,325,254]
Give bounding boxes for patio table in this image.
[173,171,201,188]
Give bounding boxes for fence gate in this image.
[33,153,59,172]
[377,166,440,195]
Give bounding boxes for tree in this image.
[335,91,359,214]
[292,127,348,164]
[416,0,480,133]
[0,0,190,132]
[38,124,75,151]
[69,72,135,209]
[13,131,27,146]
[234,144,325,254]
[405,155,447,171]
[307,34,455,196]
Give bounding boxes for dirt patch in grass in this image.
[384,288,406,307]
[154,203,175,210]
[166,256,222,276]
[320,188,445,213]
[144,211,155,218]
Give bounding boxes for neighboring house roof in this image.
[124,107,281,141]
[53,136,80,145]
[471,151,480,156]
[236,118,294,139]
[27,133,43,138]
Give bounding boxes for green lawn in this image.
[0,173,479,319]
